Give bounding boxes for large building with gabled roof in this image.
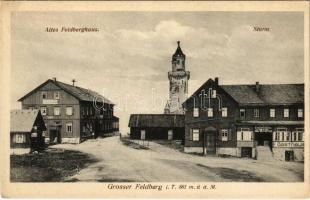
[18,78,119,144]
[182,77,304,161]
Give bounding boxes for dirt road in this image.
[53,136,303,182]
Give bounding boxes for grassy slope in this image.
[10,149,98,182]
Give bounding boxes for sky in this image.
[11,12,304,134]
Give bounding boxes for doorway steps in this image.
[256,146,274,161]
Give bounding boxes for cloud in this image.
[11,14,304,134]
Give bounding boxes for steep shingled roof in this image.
[18,79,114,105]
[10,109,46,132]
[172,41,186,59]
[221,84,304,105]
[128,114,185,128]
[183,78,304,106]
[55,81,114,104]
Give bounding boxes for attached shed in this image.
[128,114,185,142]
[10,109,47,154]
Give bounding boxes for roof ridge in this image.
[220,83,304,86]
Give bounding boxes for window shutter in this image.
[273,132,276,141]
[228,129,232,141]
[190,129,193,141]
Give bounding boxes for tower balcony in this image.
[168,71,190,80]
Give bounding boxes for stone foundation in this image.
[184,147,203,153]
[273,148,304,161]
[217,148,238,157]
[61,137,80,144]
[10,148,31,155]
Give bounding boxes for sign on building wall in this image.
[273,142,304,148]
[255,126,273,133]
[43,99,59,104]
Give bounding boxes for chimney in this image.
[72,79,76,86]
[52,77,57,82]
[255,81,260,93]
[215,77,219,85]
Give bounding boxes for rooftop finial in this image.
[177,41,180,47]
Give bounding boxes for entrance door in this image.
[255,133,272,148]
[50,127,61,143]
[168,130,173,140]
[50,129,58,143]
[206,133,216,154]
[285,151,294,161]
[140,130,146,140]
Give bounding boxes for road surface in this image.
[53,136,303,182]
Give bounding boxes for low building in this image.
[10,109,46,154]
[183,78,304,161]
[18,78,119,144]
[128,114,185,142]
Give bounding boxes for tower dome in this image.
[172,41,186,61]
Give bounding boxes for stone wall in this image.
[273,147,304,161]
[10,148,31,155]
[61,137,80,144]
[217,147,238,157]
[184,147,203,153]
